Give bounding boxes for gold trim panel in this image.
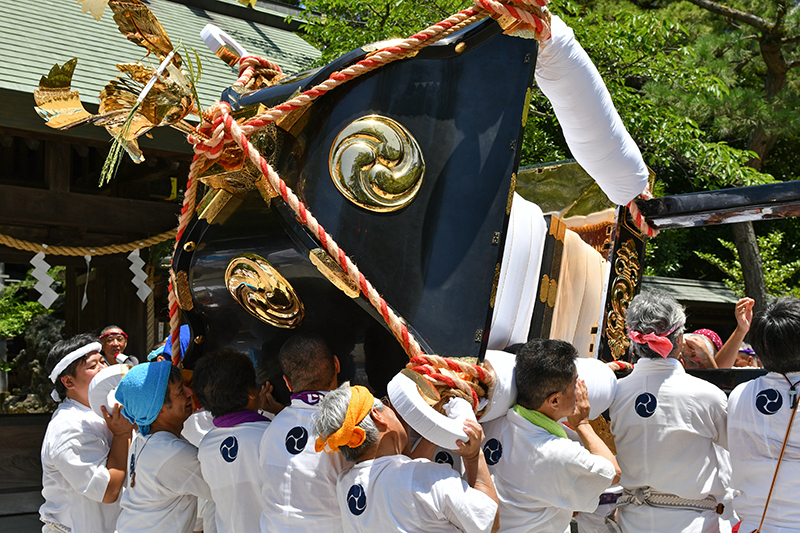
[506,172,517,216]
[521,87,531,127]
[174,270,194,311]
[309,248,360,299]
[490,263,501,309]
[549,216,566,242]
[197,189,242,225]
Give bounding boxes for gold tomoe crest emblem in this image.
[329,115,425,212]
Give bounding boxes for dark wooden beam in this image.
[636,181,800,230]
[0,184,179,235]
[45,141,71,193]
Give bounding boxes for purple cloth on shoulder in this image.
[291,391,325,405]
[212,409,269,428]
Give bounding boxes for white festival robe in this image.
[728,371,800,533]
[182,408,217,533]
[116,431,212,533]
[609,357,728,533]
[198,420,269,533]
[482,408,616,533]
[259,393,348,533]
[337,454,497,533]
[39,398,120,533]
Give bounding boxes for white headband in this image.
[49,342,102,383]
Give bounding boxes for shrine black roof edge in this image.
[636,180,800,230]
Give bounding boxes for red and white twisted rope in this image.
[627,184,659,237]
[409,354,493,385]
[234,56,283,90]
[474,0,551,40]
[410,362,482,409]
[607,360,634,373]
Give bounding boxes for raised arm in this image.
[567,380,620,484]
[456,419,500,533]
[102,404,134,503]
[715,297,754,368]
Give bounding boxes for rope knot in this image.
[189,102,235,160]
[234,55,284,92]
[475,0,552,42]
[630,487,652,506]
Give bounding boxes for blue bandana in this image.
[115,361,172,435]
[148,324,191,362]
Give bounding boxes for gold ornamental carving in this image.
[329,115,425,212]
[174,270,194,311]
[506,172,517,216]
[225,253,304,328]
[490,263,501,309]
[606,239,640,360]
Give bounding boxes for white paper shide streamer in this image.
[31,251,58,309]
[82,254,92,310]
[128,249,152,302]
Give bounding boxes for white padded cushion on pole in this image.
[88,364,131,418]
[574,356,618,420]
[480,349,518,422]
[535,15,648,206]
[488,193,547,350]
[387,372,472,451]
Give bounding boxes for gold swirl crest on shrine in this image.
[225,253,305,328]
[329,115,425,212]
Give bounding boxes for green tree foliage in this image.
[696,231,800,298]
[294,0,473,66]
[633,0,800,305]
[0,268,60,339]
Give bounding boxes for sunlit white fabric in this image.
[535,16,648,206]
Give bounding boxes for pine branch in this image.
[733,50,761,75]
[776,0,787,27]
[683,0,773,33]
[713,34,758,58]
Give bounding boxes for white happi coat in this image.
[259,394,348,532]
[39,398,120,533]
[116,431,212,533]
[337,454,497,533]
[198,420,269,533]
[182,408,217,533]
[482,408,616,533]
[609,357,728,533]
[728,371,800,533]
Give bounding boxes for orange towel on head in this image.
[316,386,375,453]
